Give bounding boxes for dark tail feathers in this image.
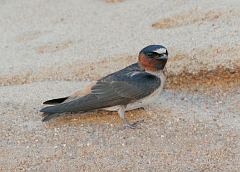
[43,97,68,105]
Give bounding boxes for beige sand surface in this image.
[1,0,240,171]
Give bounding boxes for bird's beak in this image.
[160,54,168,60]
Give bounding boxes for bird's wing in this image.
[40,72,161,114]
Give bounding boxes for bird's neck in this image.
[137,62,167,81]
[146,67,166,76]
[146,68,167,84]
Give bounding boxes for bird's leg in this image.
[118,105,137,129]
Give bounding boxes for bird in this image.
[40,45,168,128]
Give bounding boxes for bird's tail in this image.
[40,104,67,122]
[43,97,68,105]
[40,99,86,122]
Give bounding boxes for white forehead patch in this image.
[154,48,166,54]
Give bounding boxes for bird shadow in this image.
[42,108,147,128]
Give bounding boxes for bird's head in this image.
[138,45,168,72]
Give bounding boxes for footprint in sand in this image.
[152,9,222,29]
[105,0,124,3]
[35,40,73,54]
[15,31,49,43]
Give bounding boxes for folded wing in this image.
[40,72,160,121]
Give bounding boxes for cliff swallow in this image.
[40,45,168,128]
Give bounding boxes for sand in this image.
[0,0,240,171]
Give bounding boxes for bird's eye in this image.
[146,52,159,58]
[147,52,154,56]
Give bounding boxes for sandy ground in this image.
[0,0,240,171]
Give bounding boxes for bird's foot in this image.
[124,122,138,129]
[123,119,144,129]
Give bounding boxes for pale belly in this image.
[104,71,166,112]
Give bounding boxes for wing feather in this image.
[40,71,160,114]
